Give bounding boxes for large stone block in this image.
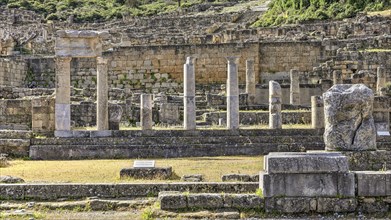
[260,172,355,197]
[356,171,391,197]
[264,152,349,174]
[317,198,357,213]
[55,30,107,57]
[323,84,376,151]
[265,197,316,213]
[158,191,187,210]
[120,167,172,179]
[187,193,224,209]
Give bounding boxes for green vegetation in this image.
[0,0,236,22]
[253,0,390,27]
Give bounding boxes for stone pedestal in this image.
[141,94,153,130]
[97,57,108,131]
[260,152,355,198]
[289,69,300,105]
[311,96,324,129]
[226,57,240,130]
[377,66,386,95]
[184,57,196,130]
[109,104,123,130]
[333,70,342,85]
[55,57,72,131]
[246,59,256,105]
[269,81,282,129]
[323,84,376,151]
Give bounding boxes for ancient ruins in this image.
[0,1,390,218]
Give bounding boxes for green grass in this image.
[0,156,263,183]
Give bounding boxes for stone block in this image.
[265,152,349,174]
[260,172,355,197]
[317,198,357,213]
[55,30,105,57]
[358,198,389,213]
[158,191,187,210]
[187,193,224,209]
[120,167,172,179]
[223,194,264,209]
[222,174,251,182]
[265,197,316,213]
[356,171,391,197]
[90,130,112,138]
[181,175,203,182]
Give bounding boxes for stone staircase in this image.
[29,129,325,160]
[0,130,32,157]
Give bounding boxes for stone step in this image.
[0,139,31,157]
[0,130,32,139]
[31,135,324,146]
[376,142,391,151]
[29,142,325,160]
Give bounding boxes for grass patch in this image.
[0,156,263,183]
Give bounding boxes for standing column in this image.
[184,56,196,130]
[97,57,109,130]
[226,56,240,130]
[246,59,256,105]
[290,69,300,105]
[333,70,342,85]
[141,94,153,130]
[377,65,386,95]
[269,80,282,129]
[311,96,324,129]
[55,57,72,131]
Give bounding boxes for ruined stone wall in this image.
[0,57,27,87]
[0,99,31,130]
[259,41,324,83]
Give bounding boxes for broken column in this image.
[141,94,153,130]
[246,59,256,105]
[269,81,282,129]
[183,57,196,130]
[311,96,324,129]
[226,56,240,130]
[323,84,376,151]
[97,57,108,130]
[289,69,300,105]
[377,65,386,95]
[55,57,72,131]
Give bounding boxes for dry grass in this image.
[0,156,263,183]
[368,9,391,17]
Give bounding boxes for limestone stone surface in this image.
[323,84,376,151]
[269,81,282,129]
[158,191,187,210]
[355,171,391,196]
[264,152,349,174]
[184,57,196,130]
[97,57,109,131]
[311,95,324,129]
[260,172,355,197]
[120,167,172,179]
[265,197,316,213]
[55,57,71,131]
[108,104,123,130]
[181,174,203,182]
[290,69,300,105]
[187,193,224,209]
[316,198,357,213]
[55,104,70,131]
[226,56,239,129]
[55,30,106,57]
[140,94,153,130]
[245,59,256,104]
[377,66,386,95]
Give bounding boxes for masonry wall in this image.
[0,99,31,130]
[0,57,26,87]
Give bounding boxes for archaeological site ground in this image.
[0,0,391,219]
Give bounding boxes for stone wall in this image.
[0,57,27,87]
[0,86,54,99]
[0,99,31,130]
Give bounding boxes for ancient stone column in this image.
[55,57,72,131]
[269,81,282,129]
[246,59,256,105]
[184,57,196,130]
[323,84,376,151]
[97,57,109,130]
[290,69,300,105]
[141,94,153,130]
[333,70,342,85]
[311,96,324,129]
[377,65,386,95]
[226,56,240,130]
